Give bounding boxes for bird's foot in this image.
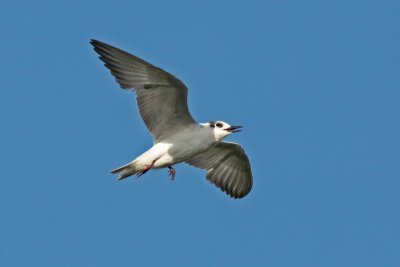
[168,166,176,181]
[137,160,156,177]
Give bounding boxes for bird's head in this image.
[206,120,243,140]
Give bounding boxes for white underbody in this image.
[131,124,221,170]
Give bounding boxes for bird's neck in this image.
[198,123,225,142]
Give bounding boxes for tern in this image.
[90,39,253,199]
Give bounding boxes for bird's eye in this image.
[216,122,223,128]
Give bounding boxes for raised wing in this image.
[186,142,253,199]
[90,39,196,142]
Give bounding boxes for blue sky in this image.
[1,0,399,266]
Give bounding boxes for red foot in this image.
[168,166,176,181]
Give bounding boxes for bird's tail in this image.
[111,161,139,180]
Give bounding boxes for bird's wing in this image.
[185,142,253,199]
[90,39,196,142]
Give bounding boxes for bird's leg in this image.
[168,166,176,181]
[137,160,156,177]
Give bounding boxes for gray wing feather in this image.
[186,142,253,199]
[90,39,196,141]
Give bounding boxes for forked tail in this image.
[111,161,139,180]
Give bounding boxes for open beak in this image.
[224,125,243,133]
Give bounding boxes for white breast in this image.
[163,125,217,164]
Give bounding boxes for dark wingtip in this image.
[90,39,107,50]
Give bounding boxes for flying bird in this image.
[90,39,253,198]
